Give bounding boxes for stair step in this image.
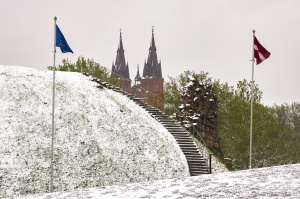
[190,168,209,171]
[161,121,179,124]
[189,167,208,172]
[176,142,195,145]
[163,125,182,128]
[178,143,197,147]
[176,141,195,145]
[153,116,168,119]
[149,113,163,115]
[175,138,194,142]
[187,161,207,165]
[169,131,187,133]
[146,108,160,111]
[175,138,190,141]
[185,156,206,160]
[151,112,166,115]
[189,167,209,171]
[153,115,170,117]
[189,166,208,170]
[171,133,189,137]
[191,172,209,176]
[159,121,176,124]
[189,165,209,170]
[152,114,171,119]
[155,117,172,120]
[172,135,190,139]
[176,137,194,140]
[167,129,186,132]
[172,134,190,138]
[175,136,193,139]
[166,127,185,129]
[161,122,180,125]
[180,143,198,146]
[179,146,198,149]
[181,149,200,153]
[181,150,200,154]
[149,112,163,115]
[160,120,175,122]
[186,158,206,162]
[168,130,186,133]
[183,151,203,155]
[171,135,189,138]
[184,154,205,159]
[187,160,207,165]
[149,111,161,113]
[168,127,185,130]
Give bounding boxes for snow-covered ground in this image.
[0,65,192,198]
[18,164,300,199]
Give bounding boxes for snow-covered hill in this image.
[0,65,190,198]
[18,163,300,199]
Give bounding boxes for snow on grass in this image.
[18,164,300,199]
[0,65,189,198]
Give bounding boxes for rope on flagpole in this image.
[50,16,57,192]
[249,29,255,169]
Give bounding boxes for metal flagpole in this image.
[50,16,57,192]
[249,29,255,169]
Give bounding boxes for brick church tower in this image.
[132,28,164,110]
[111,30,131,92]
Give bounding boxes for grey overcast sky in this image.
[1,0,299,106]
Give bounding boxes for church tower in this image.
[111,30,131,92]
[132,27,164,109]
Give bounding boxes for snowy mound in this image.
[0,65,189,198]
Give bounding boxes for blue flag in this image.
[56,25,73,53]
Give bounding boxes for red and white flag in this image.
[253,36,271,65]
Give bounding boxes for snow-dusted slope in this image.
[19,164,300,199]
[0,65,189,198]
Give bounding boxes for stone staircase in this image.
[133,98,209,176]
[88,75,209,176]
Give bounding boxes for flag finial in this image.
[252,29,255,34]
[54,16,57,21]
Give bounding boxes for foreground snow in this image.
[0,65,190,198]
[18,164,300,199]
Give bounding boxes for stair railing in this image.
[83,66,213,163]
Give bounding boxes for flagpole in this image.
[50,16,57,192]
[249,29,255,169]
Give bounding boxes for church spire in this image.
[135,64,141,80]
[111,29,130,80]
[150,26,156,50]
[118,29,124,54]
[142,27,162,78]
[134,64,142,86]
